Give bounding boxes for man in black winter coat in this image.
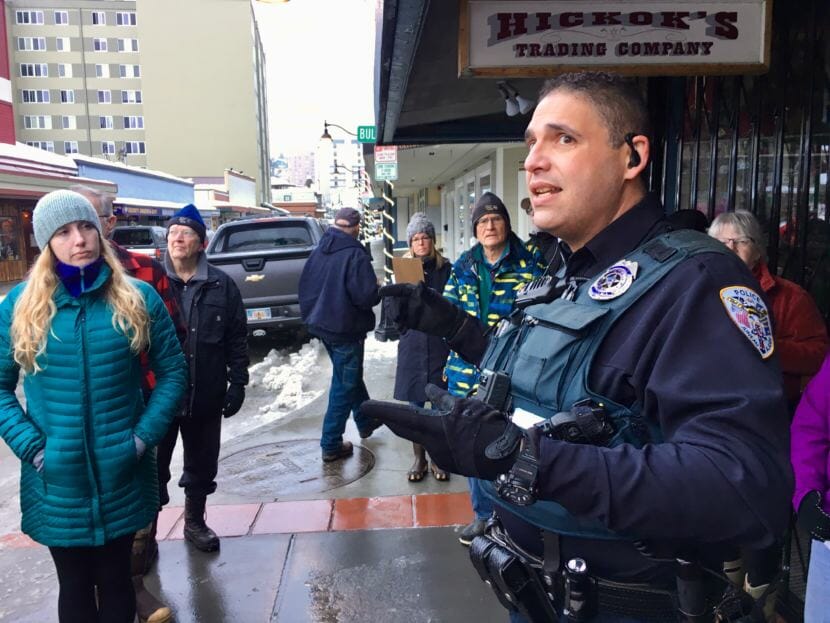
[158,204,249,553]
[299,207,382,462]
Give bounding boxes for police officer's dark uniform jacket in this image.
[491,194,793,586]
[366,193,794,621]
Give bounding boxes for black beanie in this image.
[472,192,511,234]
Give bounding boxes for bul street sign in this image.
[375,162,398,181]
[357,125,376,143]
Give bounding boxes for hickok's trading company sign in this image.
[459,1,772,77]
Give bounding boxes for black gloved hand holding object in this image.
[360,384,519,479]
[223,383,245,418]
[797,490,830,541]
[379,283,466,339]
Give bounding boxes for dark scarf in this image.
[55,256,105,297]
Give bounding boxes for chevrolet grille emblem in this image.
[245,274,265,282]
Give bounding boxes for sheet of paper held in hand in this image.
[392,257,425,284]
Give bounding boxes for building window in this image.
[117,38,139,53]
[55,37,70,52]
[23,115,52,130]
[119,64,141,78]
[91,11,105,25]
[121,90,142,104]
[93,38,107,52]
[64,141,79,154]
[101,141,115,155]
[100,116,113,129]
[95,64,109,78]
[17,37,46,51]
[116,12,136,26]
[21,89,50,103]
[27,141,55,153]
[125,141,145,155]
[20,63,48,77]
[62,115,76,129]
[54,10,68,25]
[58,64,73,78]
[97,90,112,104]
[123,116,144,130]
[16,10,44,25]
[59,90,75,104]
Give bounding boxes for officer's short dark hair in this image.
[538,72,652,148]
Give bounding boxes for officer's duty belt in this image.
[471,523,680,623]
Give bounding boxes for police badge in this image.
[719,285,774,359]
[589,260,639,301]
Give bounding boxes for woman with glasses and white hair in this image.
[710,210,828,410]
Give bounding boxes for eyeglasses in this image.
[411,235,432,244]
[168,228,199,240]
[716,237,752,248]
[477,216,504,227]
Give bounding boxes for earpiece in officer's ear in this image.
[624,133,641,169]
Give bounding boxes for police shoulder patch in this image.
[719,285,774,359]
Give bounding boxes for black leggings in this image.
[48,532,136,623]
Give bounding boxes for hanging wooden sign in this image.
[458,0,773,77]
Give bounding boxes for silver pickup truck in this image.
[205,216,326,336]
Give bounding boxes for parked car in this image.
[206,216,326,336]
[110,225,168,260]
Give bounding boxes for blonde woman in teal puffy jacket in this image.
[0,190,186,623]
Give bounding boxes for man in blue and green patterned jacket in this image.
[444,192,546,546]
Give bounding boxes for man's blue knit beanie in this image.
[166,204,206,242]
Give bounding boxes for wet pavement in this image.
[0,327,498,623]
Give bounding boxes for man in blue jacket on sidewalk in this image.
[299,207,382,462]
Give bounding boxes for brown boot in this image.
[132,519,172,623]
[132,576,172,623]
[744,577,778,623]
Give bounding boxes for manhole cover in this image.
[216,439,374,501]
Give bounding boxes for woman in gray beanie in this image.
[0,189,186,623]
[392,213,452,482]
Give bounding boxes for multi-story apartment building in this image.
[6,0,271,204]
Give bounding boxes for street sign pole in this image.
[375,180,399,342]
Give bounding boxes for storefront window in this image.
[0,217,21,260]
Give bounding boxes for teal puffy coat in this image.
[443,233,546,396]
[0,265,187,547]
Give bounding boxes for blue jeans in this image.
[321,340,372,453]
[806,540,830,622]
[468,476,494,520]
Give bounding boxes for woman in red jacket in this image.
[710,210,829,410]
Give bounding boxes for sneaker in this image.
[359,418,383,439]
[322,441,354,463]
[458,519,487,546]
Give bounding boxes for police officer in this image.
[364,72,792,622]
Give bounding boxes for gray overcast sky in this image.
[253,0,377,156]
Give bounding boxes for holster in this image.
[469,533,558,623]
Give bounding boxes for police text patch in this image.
[720,286,774,359]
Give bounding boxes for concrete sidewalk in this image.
[0,491,499,623]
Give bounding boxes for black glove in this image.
[223,383,245,418]
[797,490,830,541]
[379,283,467,339]
[360,384,519,479]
